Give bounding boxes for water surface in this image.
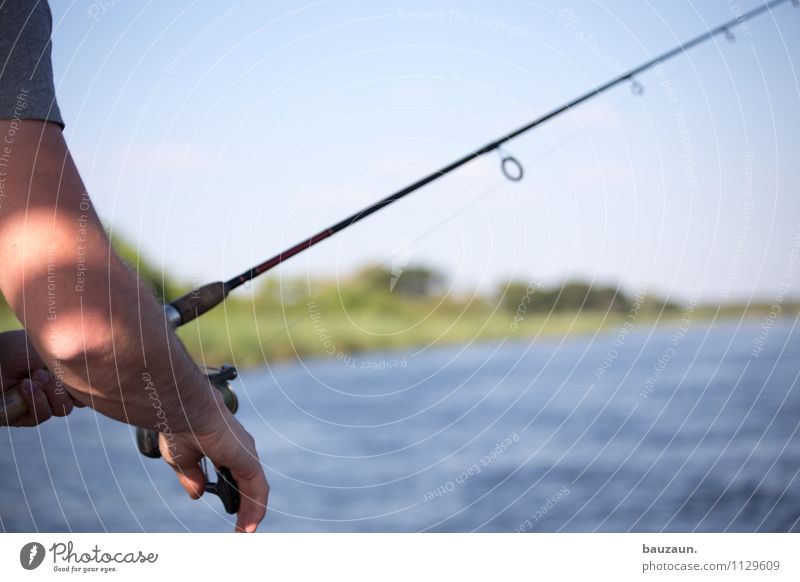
[2,318,798,532]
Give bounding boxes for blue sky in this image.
[49,0,800,303]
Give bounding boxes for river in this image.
[1,318,798,532]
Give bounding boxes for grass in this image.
[178,298,655,367]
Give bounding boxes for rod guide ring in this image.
[501,156,524,182]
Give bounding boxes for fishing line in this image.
[237,20,776,357]
[251,90,648,352]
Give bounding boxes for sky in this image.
[47,0,800,304]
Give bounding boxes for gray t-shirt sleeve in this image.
[0,0,64,128]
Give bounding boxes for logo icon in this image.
[19,542,45,570]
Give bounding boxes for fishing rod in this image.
[164,0,796,329]
[0,0,794,516]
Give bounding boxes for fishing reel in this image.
[135,364,241,514]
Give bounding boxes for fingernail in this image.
[22,379,35,393]
[32,369,50,388]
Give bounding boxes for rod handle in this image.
[168,281,229,327]
[0,387,28,425]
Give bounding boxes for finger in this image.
[10,415,39,427]
[158,433,206,499]
[33,369,73,417]
[173,464,206,500]
[17,378,53,426]
[5,380,37,426]
[10,408,41,428]
[233,470,269,533]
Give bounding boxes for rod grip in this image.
[168,281,229,327]
[0,387,28,425]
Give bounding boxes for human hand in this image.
[158,405,268,532]
[0,330,83,426]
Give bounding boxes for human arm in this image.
[0,120,268,531]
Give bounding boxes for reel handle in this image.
[205,466,240,514]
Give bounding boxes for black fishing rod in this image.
[164,0,796,330]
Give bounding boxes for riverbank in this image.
[176,298,797,368]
